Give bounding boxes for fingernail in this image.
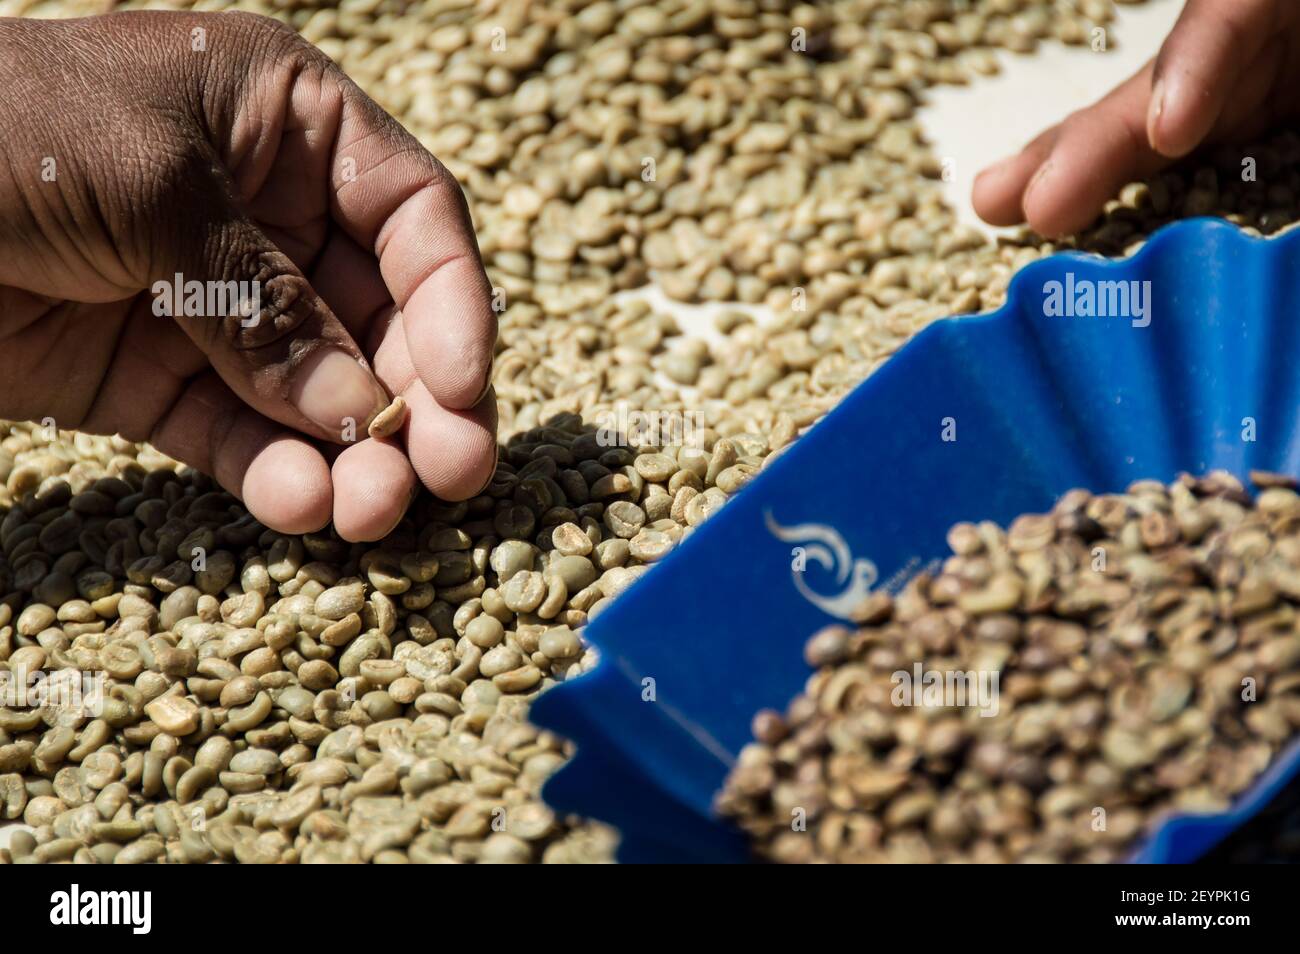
[475,444,500,497]
[1024,160,1054,206]
[290,348,390,442]
[473,358,495,406]
[1147,77,1165,146]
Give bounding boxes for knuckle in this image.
[227,10,298,43]
[213,249,317,351]
[335,81,454,193]
[416,153,474,225]
[425,153,463,199]
[226,11,335,87]
[242,12,332,72]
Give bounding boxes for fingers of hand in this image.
[368,308,498,501]
[169,206,390,444]
[327,84,497,410]
[401,247,497,409]
[330,440,417,542]
[972,126,1059,226]
[148,372,333,534]
[1022,92,1167,238]
[973,0,1284,234]
[1147,0,1275,157]
[974,66,1167,236]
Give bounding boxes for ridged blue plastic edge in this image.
[532,218,1300,863]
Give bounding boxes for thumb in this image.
[1145,0,1276,159]
[156,186,390,446]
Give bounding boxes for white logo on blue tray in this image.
[764,511,878,621]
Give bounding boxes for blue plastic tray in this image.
[531,217,1300,863]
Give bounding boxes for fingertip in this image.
[242,437,333,534]
[1021,161,1094,239]
[971,126,1061,228]
[1146,77,1196,159]
[1146,75,1210,160]
[428,424,498,502]
[1140,1,1271,162]
[406,386,499,502]
[1146,76,1169,155]
[331,439,418,542]
[402,259,498,410]
[432,350,494,410]
[1020,161,1059,235]
[972,157,1029,227]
